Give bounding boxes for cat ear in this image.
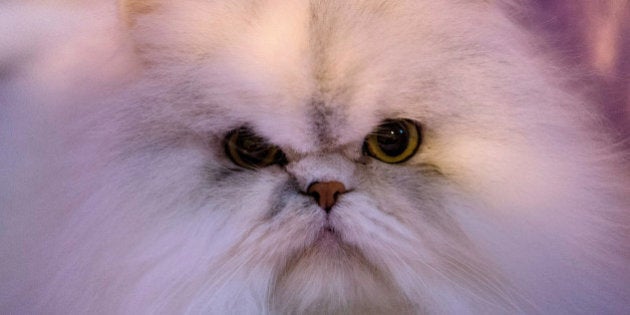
[118,0,159,26]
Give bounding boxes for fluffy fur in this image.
[1,1,629,314]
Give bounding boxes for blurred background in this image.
[525,0,629,136]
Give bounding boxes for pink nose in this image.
[307,181,347,212]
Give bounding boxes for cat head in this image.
[34,1,625,313]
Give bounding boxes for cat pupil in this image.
[239,137,264,155]
[237,132,272,163]
[376,122,409,156]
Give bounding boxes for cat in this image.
[1,0,628,314]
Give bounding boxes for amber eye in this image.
[363,119,421,163]
[224,128,287,169]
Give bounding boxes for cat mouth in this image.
[314,224,343,246]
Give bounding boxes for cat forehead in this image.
[191,2,426,151]
[134,1,509,152]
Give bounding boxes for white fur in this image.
[1,1,628,314]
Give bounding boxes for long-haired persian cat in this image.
[1,0,628,314]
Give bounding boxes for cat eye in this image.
[224,128,287,169]
[363,119,421,164]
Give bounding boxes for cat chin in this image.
[271,230,412,314]
[264,193,507,314]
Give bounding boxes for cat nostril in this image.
[307,181,347,212]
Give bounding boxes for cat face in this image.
[104,1,629,313]
[1,0,628,314]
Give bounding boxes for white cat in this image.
[1,1,628,314]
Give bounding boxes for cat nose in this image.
[307,181,347,212]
